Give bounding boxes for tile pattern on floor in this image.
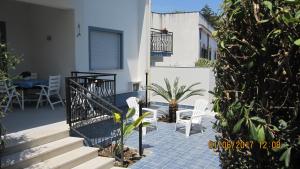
[126,116,221,169]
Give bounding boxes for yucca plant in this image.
[112,108,150,156]
[147,77,204,122]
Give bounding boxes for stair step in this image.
[25,147,99,169]
[3,121,69,156]
[1,137,84,169]
[72,156,114,169]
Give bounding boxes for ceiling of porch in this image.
[16,0,74,9]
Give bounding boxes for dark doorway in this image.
[0,21,7,43]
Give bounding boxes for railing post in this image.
[120,112,124,165]
[145,72,148,108]
[65,77,71,127]
[138,101,143,156]
[114,74,116,105]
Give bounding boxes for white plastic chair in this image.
[0,80,22,113]
[126,97,158,135]
[175,99,209,137]
[36,75,64,110]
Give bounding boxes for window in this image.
[199,29,202,40]
[89,27,123,70]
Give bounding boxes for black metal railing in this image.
[151,30,173,54]
[65,72,124,163]
[71,71,116,105]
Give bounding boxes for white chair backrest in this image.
[192,99,208,123]
[0,80,10,95]
[48,75,61,95]
[126,97,140,120]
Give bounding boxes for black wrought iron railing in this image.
[151,30,173,54]
[71,71,116,104]
[65,72,124,163]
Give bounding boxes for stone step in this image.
[2,121,69,156]
[72,156,115,169]
[1,137,84,169]
[25,147,99,169]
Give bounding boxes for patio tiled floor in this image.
[126,116,221,169]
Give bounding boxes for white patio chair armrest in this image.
[176,109,193,113]
[142,108,158,119]
[7,85,17,90]
[191,115,203,119]
[176,109,193,116]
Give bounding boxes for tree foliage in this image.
[200,4,220,28]
[212,0,300,168]
[0,43,21,151]
[195,58,215,67]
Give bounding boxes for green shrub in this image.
[0,43,21,151]
[212,0,300,168]
[195,58,215,67]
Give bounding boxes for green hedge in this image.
[212,0,300,168]
[195,58,215,67]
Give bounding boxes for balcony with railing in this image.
[65,71,124,163]
[151,29,173,56]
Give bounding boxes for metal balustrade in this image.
[65,71,124,163]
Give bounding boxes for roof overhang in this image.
[16,0,74,9]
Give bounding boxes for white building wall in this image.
[0,0,33,73]
[0,0,75,97]
[151,12,218,67]
[149,67,215,108]
[151,12,200,67]
[28,5,75,92]
[72,0,150,94]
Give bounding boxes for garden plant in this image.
[112,108,150,159]
[0,43,21,152]
[212,0,300,168]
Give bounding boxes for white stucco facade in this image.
[151,12,218,67]
[72,0,151,94]
[1,0,150,95]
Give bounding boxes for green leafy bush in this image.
[0,43,21,151]
[212,0,300,168]
[113,108,150,155]
[195,58,215,67]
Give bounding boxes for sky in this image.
[151,0,222,14]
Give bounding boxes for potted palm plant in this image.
[147,77,204,122]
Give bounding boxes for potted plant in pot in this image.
[147,77,204,122]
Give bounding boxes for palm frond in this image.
[182,82,201,93]
[178,89,205,102]
[147,83,172,102]
[175,85,186,100]
[147,78,204,104]
[164,78,173,100]
[172,77,179,100]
